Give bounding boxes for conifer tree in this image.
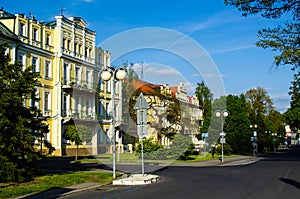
[0,42,48,182]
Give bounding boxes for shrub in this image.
[215,143,233,156]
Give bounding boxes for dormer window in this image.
[33,28,38,41]
[19,23,25,36]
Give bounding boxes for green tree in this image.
[169,134,195,160]
[194,81,213,137]
[135,137,163,159]
[63,123,93,161]
[284,71,300,130]
[225,0,300,70]
[225,94,252,154]
[265,110,286,150]
[245,87,274,152]
[0,42,47,182]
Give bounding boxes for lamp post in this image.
[100,66,126,178]
[215,110,229,163]
[271,132,277,152]
[250,124,257,156]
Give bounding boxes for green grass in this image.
[0,172,114,199]
[85,152,238,164]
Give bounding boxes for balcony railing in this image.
[61,77,100,92]
[62,109,97,120]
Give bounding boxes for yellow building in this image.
[0,9,101,156]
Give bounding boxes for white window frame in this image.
[44,60,52,79]
[75,66,82,84]
[86,69,92,88]
[33,27,38,41]
[44,90,51,112]
[19,22,26,36]
[86,99,91,117]
[46,33,51,45]
[32,56,40,72]
[18,52,26,71]
[63,61,71,83]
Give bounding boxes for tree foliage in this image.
[0,42,47,182]
[194,81,213,136]
[245,87,274,117]
[224,94,252,154]
[63,123,93,160]
[284,71,300,130]
[225,0,300,70]
[135,134,194,160]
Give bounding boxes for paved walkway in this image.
[16,155,261,199]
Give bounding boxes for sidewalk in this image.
[16,155,261,199]
[170,155,262,167]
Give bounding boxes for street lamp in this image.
[100,66,126,178]
[271,132,277,152]
[250,124,257,156]
[215,110,229,163]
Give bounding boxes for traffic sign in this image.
[134,93,149,110]
[202,133,208,138]
[134,93,150,135]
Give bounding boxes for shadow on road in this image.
[37,156,112,174]
[279,178,300,189]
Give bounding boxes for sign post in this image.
[134,93,150,175]
[202,133,208,156]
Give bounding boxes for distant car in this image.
[194,144,203,152]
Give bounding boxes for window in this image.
[33,28,38,41]
[89,48,92,58]
[63,38,66,49]
[19,23,25,36]
[75,66,81,84]
[30,89,39,108]
[46,33,50,45]
[79,44,82,54]
[86,100,91,117]
[76,96,81,114]
[17,53,26,70]
[32,56,39,72]
[67,40,71,50]
[45,60,52,79]
[44,91,50,111]
[63,62,70,84]
[86,69,91,87]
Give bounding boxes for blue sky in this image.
[1,0,294,113]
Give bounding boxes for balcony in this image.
[61,77,99,92]
[62,109,97,121]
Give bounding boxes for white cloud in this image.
[209,44,256,55]
[205,73,226,78]
[179,8,244,33]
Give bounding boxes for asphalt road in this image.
[60,149,300,199]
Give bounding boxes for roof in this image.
[0,21,20,42]
[127,79,161,95]
[0,8,16,19]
